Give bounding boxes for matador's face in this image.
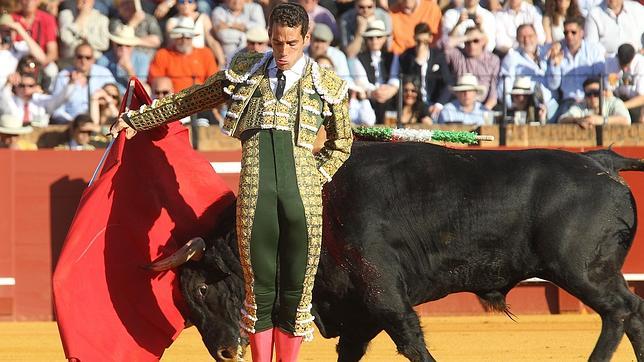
[270,24,310,71]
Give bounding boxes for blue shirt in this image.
[49,64,116,123]
[498,47,552,105]
[96,49,151,94]
[437,101,489,125]
[546,40,605,102]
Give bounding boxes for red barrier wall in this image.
[1,147,644,321]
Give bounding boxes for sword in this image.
[88,79,136,187]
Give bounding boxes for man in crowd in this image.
[97,25,150,92]
[606,43,644,122]
[0,114,37,150]
[339,0,392,58]
[111,0,162,64]
[494,0,546,55]
[58,0,110,62]
[390,0,442,54]
[558,76,631,127]
[585,0,643,57]
[307,24,353,85]
[441,0,496,52]
[0,13,48,87]
[298,0,339,40]
[438,73,490,125]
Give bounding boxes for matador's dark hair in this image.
[269,3,309,38]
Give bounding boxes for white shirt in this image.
[349,51,400,92]
[585,0,644,57]
[605,52,644,98]
[267,54,308,96]
[442,5,497,52]
[0,42,29,88]
[495,2,546,50]
[0,83,75,125]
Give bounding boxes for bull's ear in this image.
[203,249,231,280]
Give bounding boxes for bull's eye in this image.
[197,283,208,297]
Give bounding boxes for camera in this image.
[0,32,11,45]
[468,13,476,21]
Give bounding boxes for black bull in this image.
[163,142,644,361]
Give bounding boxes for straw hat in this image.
[450,73,486,94]
[169,17,197,39]
[510,76,533,95]
[109,25,139,47]
[363,19,389,38]
[246,26,269,43]
[0,14,14,27]
[0,114,33,135]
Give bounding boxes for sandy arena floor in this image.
[0,314,636,361]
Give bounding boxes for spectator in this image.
[211,0,265,61]
[17,54,48,90]
[577,0,603,17]
[11,0,59,79]
[606,43,644,122]
[228,26,270,63]
[149,76,193,124]
[49,42,117,124]
[298,0,338,40]
[149,17,218,91]
[0,13,48,87]
[389,75,433,124]
[0,72,76,127]
[111,0,163,62]
[585,0,644,57]
[498,24,552,107]
[438,73,491,124]
[55,113,100,150]
[506,76,548,124]
[399,22,453,120]
[445,26,500,110]
[390,0,442,54]
[441,0,496,52]
[58,0,110,62]
[89,82,121,126]
[307,24,353,85]
[97,25,150,91]
[0,114,37,150]
[339,0,392,58]
[545,16,605,104]
[558,76,631,127]
[542,0,582,44]
[495,0,546,55]
[350,19,399,122]
[167,0,225,66]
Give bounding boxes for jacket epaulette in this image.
[311,62,349,105]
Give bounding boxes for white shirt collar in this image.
[268,53,308,78]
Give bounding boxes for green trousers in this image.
[250,129,309,333]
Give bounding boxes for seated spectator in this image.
[390,75,432,124]
[606,43,644,122]
[445,26,500,110]
[495,0,546,55]
[49,42,117,124]
[0,114,37,150]
[58,0,110,63]
[441,0,496,52]
[349,19,399,122]
[149,76,194,125]
[111,0,163,62]
[498,24,552,107]
[298,0,338,41]
[0,13,48,87]
[307,24,354,85]
[228,26,270,64]
[167,0,226,66]
[97,25,150,92]
[11,0,59,81]
[17,55,49,91]
[438,73,491,125]
[0,72,77,127]
[339,0,392,58]
[149,17,218,91]
[542,0,582,44]
[390,0,442,54]
[89,83,121,127]
[55,113,100,150]
[558,76,631,127]
[506,76,548,124]
[399,22,453,120]
[585,0,643,57]
[211,0,265,61]
[545,16,605,105]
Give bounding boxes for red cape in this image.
[53,78,236,361]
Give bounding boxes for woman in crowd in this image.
[90,82,121,128]
[542,0,581,44]
[391,75,432,125]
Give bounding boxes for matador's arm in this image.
[122,72,230,131]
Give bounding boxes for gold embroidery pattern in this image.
[237,135,261,333]
[315,89,353,182]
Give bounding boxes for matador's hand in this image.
[110,116,137,139]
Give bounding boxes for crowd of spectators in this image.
[0,0,642,149]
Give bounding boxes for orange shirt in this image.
[148,47,218,92]
[390,0,442,54]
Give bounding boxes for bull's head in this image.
[148,232,247,361]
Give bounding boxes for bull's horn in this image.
[145,237,206,271]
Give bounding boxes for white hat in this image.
[109,25,139,46]
[246,26,269,43]
[0,14,14,27]
[450,73,486,94]
[0,114,33,135]
[169,17,197,39]
[363,19,389,38]
[510,76,534,95]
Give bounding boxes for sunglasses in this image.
[178,0,195,3]
[585,89,601,97]
[563,30,578,35]
[464,38,481,45]
[154,90,171,97]
[75,54,93,60]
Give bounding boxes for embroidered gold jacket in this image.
[123,51,353,183]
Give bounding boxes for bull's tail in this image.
[584,149,644,173]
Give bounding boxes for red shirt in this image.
[148,47,219,92]
[11,10,58,50]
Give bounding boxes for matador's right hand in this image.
[110,116,137,139]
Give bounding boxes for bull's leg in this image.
[380,305,436,362]
[623,293,644,361]
[336,323,381,362]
